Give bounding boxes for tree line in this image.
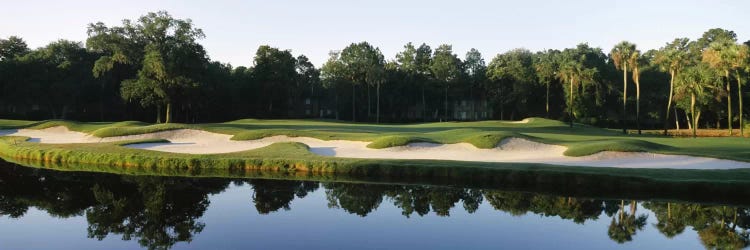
[1,11,748,136]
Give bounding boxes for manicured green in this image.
[1,117,748,161]
[2,117,750,199]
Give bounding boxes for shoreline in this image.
[1,126,748,169]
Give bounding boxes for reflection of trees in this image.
[248,179,318,214]
[324,183,385,217]
[485,191,603,223]
[0,163,230,250]
[607,200,648,243]
[645,202,686,238]
[645,202,750,249]
[5,160,750,248]
[85,176,229,250]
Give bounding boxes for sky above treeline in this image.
[2,0,748,67]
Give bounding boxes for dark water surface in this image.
[0,160,748,250]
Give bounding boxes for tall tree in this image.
[88,11,207,123]
[703,39,741,135]
[415,44,433,121]
[610,41,637,134]
[630,50,643,134]
[676,65,717,138]
[654,38,691,135]
[534,49,560,117]
[463,48,487,120]
[430,44,461,121]
[320,51,346,120]
[487,49,536,120]
[339,42,385,122]
[557,47,597,127]
[252,45,297,118]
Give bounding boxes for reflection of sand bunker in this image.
[2,126,749,169]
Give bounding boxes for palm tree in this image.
[557,49,597,128]
[731,45,749,137]
[676,65,717,138]
[703,40,741,136]
[630,50,643,134]
[534,50,560,118]
[654,38,691,135]
[611,41,637,134]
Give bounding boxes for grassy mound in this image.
[366,136,435,149]
[90,123,189,137]
[463,131,529,149]
[564,139,672,157]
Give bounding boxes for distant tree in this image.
[675,65,718,137]
[252,45,297,117]
[654,38,691,135]
[630,50,643,134]
[339,42,385,122]
[487,48,536,120]
[320,51,346,120]
[463,48,487,120]
[610,41,637,134]
[0,36,30,61]
[295,55,321,104]
[557,47,597,127]
[396,42,433,121]
[430,44,461,121]
[534,49,560,117]
[21,40,94,119]
[703,39,742,135]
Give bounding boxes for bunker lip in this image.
[1,126,749,169]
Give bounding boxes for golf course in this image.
[2,117,750,192]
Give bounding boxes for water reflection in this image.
[0,163,749,249]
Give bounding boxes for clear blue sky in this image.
[2,0,748,67]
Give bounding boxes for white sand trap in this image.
[1,126,749,169]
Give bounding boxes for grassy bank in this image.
[1,118,749,161]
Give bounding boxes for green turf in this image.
[2,117,748,162]
[2,117,750,199]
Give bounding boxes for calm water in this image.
[0,161,748,249]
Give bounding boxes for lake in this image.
[0,159,747,249]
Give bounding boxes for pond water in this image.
[0,160,748,249]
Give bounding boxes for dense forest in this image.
[1,11,749,135]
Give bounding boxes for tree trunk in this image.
[421,86,426,122]
[367,84,371,121]
[335,90,339,120]
[686,109,692,130]
[156,104,163,123]
[376,82,380,123]
[546,82,550,118]
[738,74,744,137]
[674,108,680,131]
[444,86,449,122]
[726,70,732,136]
[664,70,675,135]
[165,102,172,124]
[569,78,574,128]
[622,64,628,134]
[352,84,356,122]
[636,76,641,135]
[691,94,696,138]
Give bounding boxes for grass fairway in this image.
[1,117,748,161]
[2,117,750,201]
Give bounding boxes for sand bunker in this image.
[1,126,749,169]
